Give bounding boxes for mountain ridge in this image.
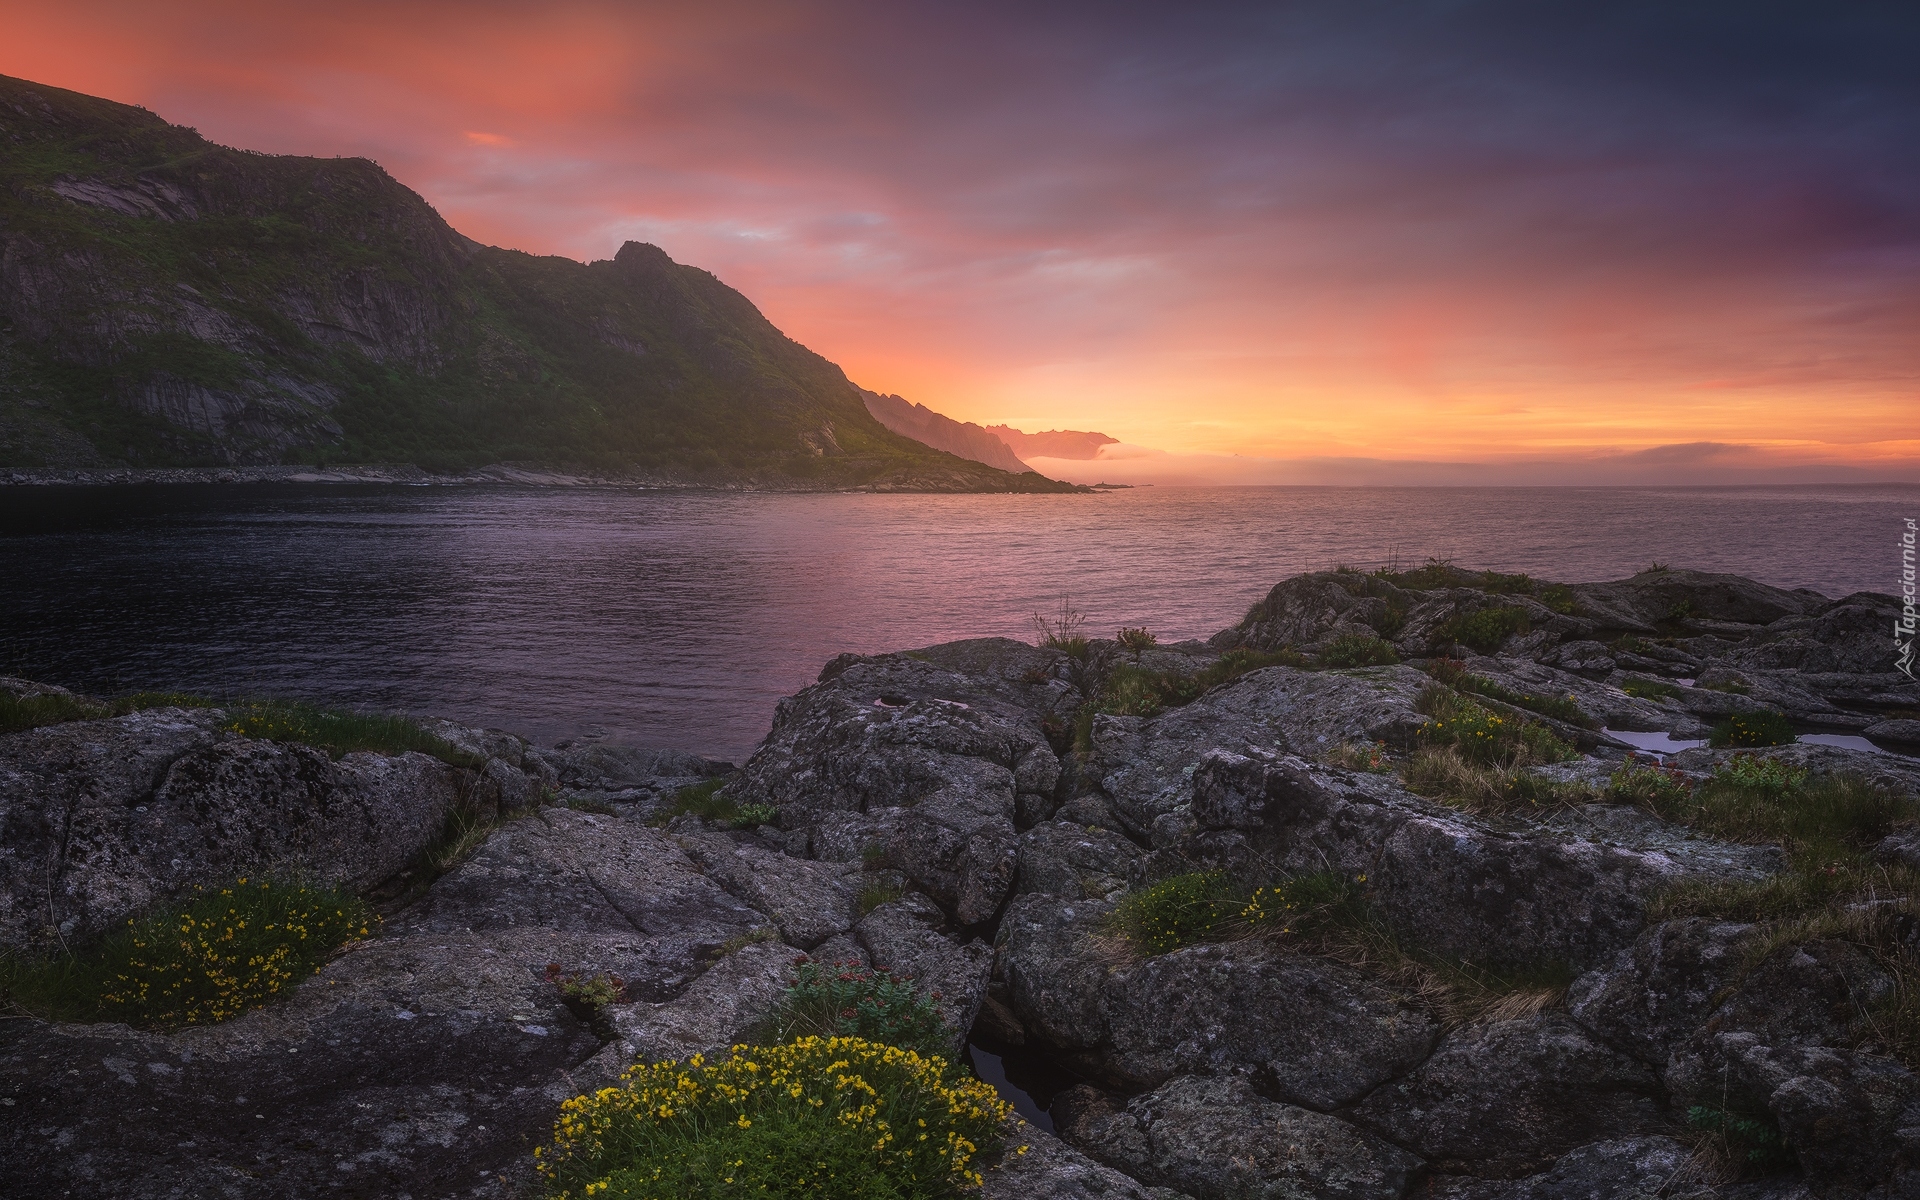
[0,73,1076,492]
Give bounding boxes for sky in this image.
[4,0,1917,483]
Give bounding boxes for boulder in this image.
[1567,917,1757,1063]
[675,830,860,948]
[999,896,1435,1105]
[1014,820,1143,901]
[0,808,770,1199]
[1669,1034,1920,1193]
[728,652,1056,923]
[605,939,799,1067]
[0,709,466,952]
[1350,1015,1666,1178]
[1101,943,1437,1107]
[978,1121,1185,1200]
[1187,748,1780,971]
[1000,894,1119,1053]
[1866,718,1920,745]
[1226,571,1411,651]
[855,891,994,1057]
[1061,1074,1420,1200]
[1086,664,1431,840]
[1499,1136,1699,1200]
[1572,570,1820,632]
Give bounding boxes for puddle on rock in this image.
[967,1036,1085,1133]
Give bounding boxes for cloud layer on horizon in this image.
[2,0,1916,480]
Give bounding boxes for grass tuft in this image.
[653,778,773,829]
[1319,634,1400,668]
[1435,605,1531,653]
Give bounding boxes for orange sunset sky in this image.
[4,0,1916,483]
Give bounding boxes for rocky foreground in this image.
[3,567,1919,1199]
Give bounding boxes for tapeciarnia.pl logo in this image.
[1899,517,1917,680]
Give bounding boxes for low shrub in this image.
[1436,605,1531,653]
[1318,634,1399,668]
[536,1037,1011,1199]
[1116,626,1157,653]
[759,959,953,1063]
[1235,871,1365,935]
[1620,678,1680,702]
[653,780,774,830]
[1709,710,1795,748]
[1109,870,1236,954]
[1537,584,1577,615]
[1,878,374,1028]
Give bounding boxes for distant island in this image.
[0,74,1081,493]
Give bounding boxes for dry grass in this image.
[1401,744,1595,820]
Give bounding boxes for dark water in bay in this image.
[2,483,1913,761]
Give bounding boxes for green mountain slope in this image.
[0,74,1074,491]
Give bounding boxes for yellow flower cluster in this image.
[537,1036,1013,1198]
[1239,886,1299,933]
[96,878,375,1028]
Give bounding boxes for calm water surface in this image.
[2,484,1912,760]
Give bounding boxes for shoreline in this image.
[0,462,1096,493]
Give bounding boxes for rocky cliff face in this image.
[3,566,1918,1198]
[0,74,1074,491]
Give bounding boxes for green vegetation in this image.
[1323,741,1393,773]
[220,700,482,767]
[1,878,373,1028]
[1633,755,1920,1067]
[1110,870,1238,954]
[1605,759,1691,808]
[653,779,774,829]
[1116,626,1157,653]
[1089,647,1316,721]
[1319,634,1400,668]
[1621,678,1681,702]
[547,964,631,1015]
[1435,605,1532,653]
[758,959,954,1064]
[1365,560,1576,614]
[0,687,483,769]
[1424,659,1595,727]
[1709,710,1796,748]
[1687,1105,1795,1176]
[0,688,216,735]
[857,881,906,916]
[1108,867,1573,1024]
[1403,746,1594,819]
[0,74,1071,488]
[1414,685,1577,768]
[536,1037,1010,1199]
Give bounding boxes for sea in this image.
[2,483,1913,762]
